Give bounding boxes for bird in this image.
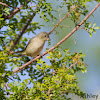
[13,32,50,57]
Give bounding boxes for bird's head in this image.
[37,32,50,41]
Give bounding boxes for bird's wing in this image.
[11,36,36,55]
[24,36,35,50]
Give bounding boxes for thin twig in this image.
[0,2,15,8]
[5,5,23,20]
[3,1,29,20]
[10,12,36,50]
[13,2,100,74]
[10,4,75,51]
[66,62,78,71]
[49,6,75,35]
[10,1,41,50]
[10,7,38,50]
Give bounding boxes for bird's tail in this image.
[10,49,26,56]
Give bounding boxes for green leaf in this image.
[89,28,93,32]
[92,23,96,28]
[94,26,100,29]
[0,18,4,21]
[41,11,44,16]
[89,33,92,37]
[89,22,91,27]
[93,29,96,33]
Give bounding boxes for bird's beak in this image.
[47,36,50,41]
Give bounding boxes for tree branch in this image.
[0,2,15,8]
[10,6,76,51]
[13,2,100,74]
[66,62,78,71]
[49,6,75,35]
[10,12,36,50]
[2,1,29,20]
[10,7,39,50]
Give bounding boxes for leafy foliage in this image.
[84,22,100,37]
[7,49,87,100]
[0,0,99,100]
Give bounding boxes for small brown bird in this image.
[14,32,50,57]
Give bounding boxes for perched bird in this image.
[13,32,50,57]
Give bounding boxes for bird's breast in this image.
[25,38,45,57]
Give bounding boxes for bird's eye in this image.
[44,35,47,37]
